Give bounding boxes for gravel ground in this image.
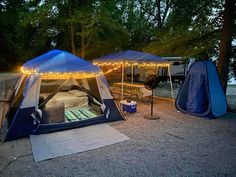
[154,84,236,110]
[0,99,236,177]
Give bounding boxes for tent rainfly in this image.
[4,49,124,141]
[93,50,174,101]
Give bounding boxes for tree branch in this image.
[138,0,158,23]
[161,0,171,26]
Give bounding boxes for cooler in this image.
[120,100,137,113]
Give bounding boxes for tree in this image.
[217,0,235,93]
[79,1,129,59]
[138,0,171,29]
[144,0,223,58]
[1,0,234,74]
[0,0,26,71]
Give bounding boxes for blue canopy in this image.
[93,50,166,63]
[23,49,100,73]
[93,50,174,102]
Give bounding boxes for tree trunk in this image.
[69,3,76,55]
[80,23,85,58]
[217,0,235,93]
[70,25,76,55]
[156,0,161,29]
[162,0,170,26]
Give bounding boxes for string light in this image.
[21,61,170,79]
[39,72,102,79]
[93,62,170,76]
[20,67,102,79]
[93,62,170,68]
[103,65,121,74]
[20,67,37,75]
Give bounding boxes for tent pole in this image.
[131,64,134,83]
[168,64,175,106]
[156,66,159,76]
[121,62,124,100]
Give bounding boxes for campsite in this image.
[0,0,236,177]
[0,54,236,175]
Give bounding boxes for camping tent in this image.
[175,60,227,118]
[5,49,124,141]
[93,50,174,101]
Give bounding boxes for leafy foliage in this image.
[145,0,223,59]
[0,0,235,83]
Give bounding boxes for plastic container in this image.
[120,100,137,113]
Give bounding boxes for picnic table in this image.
[110,89,138,100]
[112,82,152,101]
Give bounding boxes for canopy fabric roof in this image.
[22,49,100,74]
[93,50,167,64]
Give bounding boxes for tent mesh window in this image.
[39,79,102,124]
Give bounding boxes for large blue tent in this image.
[5,50,124,141]
[23,49,100,73]
[175,60,227,118]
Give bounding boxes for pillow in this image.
[68,89,87,97]
[60,85,71,91]
[45,102,65,123]
[46,100,57,108]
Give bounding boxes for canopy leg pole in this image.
[168,65,175,106]
[121,63,124,100]
[131,64,134,83]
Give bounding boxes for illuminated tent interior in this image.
[5,50,124,141]
[93,50,174,100]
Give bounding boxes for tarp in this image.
[23,49,100,73]
[30,124,129,162]
[93,50,166,63]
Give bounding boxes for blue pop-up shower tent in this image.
[175,60,227,118]
[5,50,124,141]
